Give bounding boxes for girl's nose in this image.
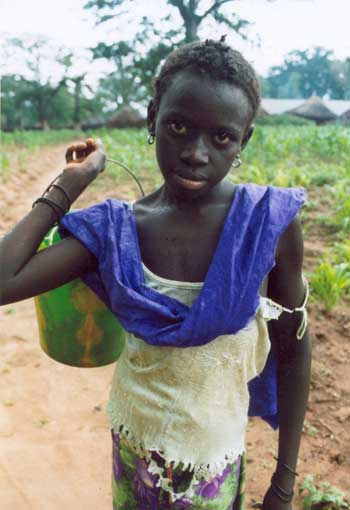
[180,135,209,166]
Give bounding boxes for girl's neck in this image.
[158,179,235,211]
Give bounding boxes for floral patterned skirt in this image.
[111,430,246,510]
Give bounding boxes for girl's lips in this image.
[173,174,207,190]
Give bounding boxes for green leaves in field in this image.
[242,125,349,184]
[0,153,10,179]
[309,237,350,311]
[2,129,85,149]
[301,474,349,510]
[310,261,350,312]
[333,186,350,233]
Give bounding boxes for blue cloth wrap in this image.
[59,183,306,429]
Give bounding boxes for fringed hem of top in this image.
[108,406,245,501]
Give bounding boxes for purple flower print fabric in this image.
[111,431,246,510]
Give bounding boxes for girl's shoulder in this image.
[233,182,307,225]
[59,198,133,258]
[237,182,306,203]
[65,198,131,222]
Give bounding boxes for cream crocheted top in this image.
[107,263,286,499]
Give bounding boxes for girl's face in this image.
[149,69,254,199]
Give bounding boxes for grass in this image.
[1,129,84,148]
[0,152,11,179]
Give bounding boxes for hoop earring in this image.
[232,154,241,168]
[147,133,155,145]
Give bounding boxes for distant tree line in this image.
[1,0,349,131]
[261,47,350,100]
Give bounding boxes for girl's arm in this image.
[263,217,312,510]
[0,140,105,305]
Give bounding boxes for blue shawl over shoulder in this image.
[59,183,306,429]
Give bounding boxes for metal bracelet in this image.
[32,197,66,221]
[46,183,72,211]
[270,475,294,503]
[273,456,299,476]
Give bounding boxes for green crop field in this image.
[2,125,350,310]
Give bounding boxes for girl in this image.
[0,39,311,509]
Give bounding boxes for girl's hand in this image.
[64,137,106,176]
[49,138,106,206]
[262,485,293,510]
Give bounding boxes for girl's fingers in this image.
[65,145,76,163]
[65,138,105,170]
[86,138,97,150]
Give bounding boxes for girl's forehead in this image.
[158,69,252,128]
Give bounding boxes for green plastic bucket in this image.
[34,224,125,367]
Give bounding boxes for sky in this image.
[1,0,350,82]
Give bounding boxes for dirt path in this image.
[0,145,114,510]
[0,144,349,510]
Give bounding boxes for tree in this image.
[86,1,251,108]
[160,0,250,42]
[265,47,349,100]
[330,57,350,100]
[1,37,103,130]
[0,75,36,130]
[131,18,181,99]
[92,41,143,109]
[84,0,250,42]
[1,38,71,129]
[92,17,180,108]
[59,53,95,129]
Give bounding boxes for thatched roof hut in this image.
[340,109,350,123]
[107,106,146,128]
[82,117,106,130]
[287,96,337,124]
[256,106,269,118]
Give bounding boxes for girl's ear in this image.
[147,100,157,135]
[241,124,254,151]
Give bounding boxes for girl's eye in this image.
[168,122,188,135]
[213,132,232,145]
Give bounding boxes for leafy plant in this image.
[303,420,319,437]
[334,187,350,233]
[301,474,349,509]
[333,239,350,265]
[310,261,349,311]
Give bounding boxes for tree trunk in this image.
[41,119,50,131]
[169,0,200,42]
[73,79,83,130]
[38,94,50,130]
[184,16,199,42]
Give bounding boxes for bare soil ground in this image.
[0,144,349,510]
